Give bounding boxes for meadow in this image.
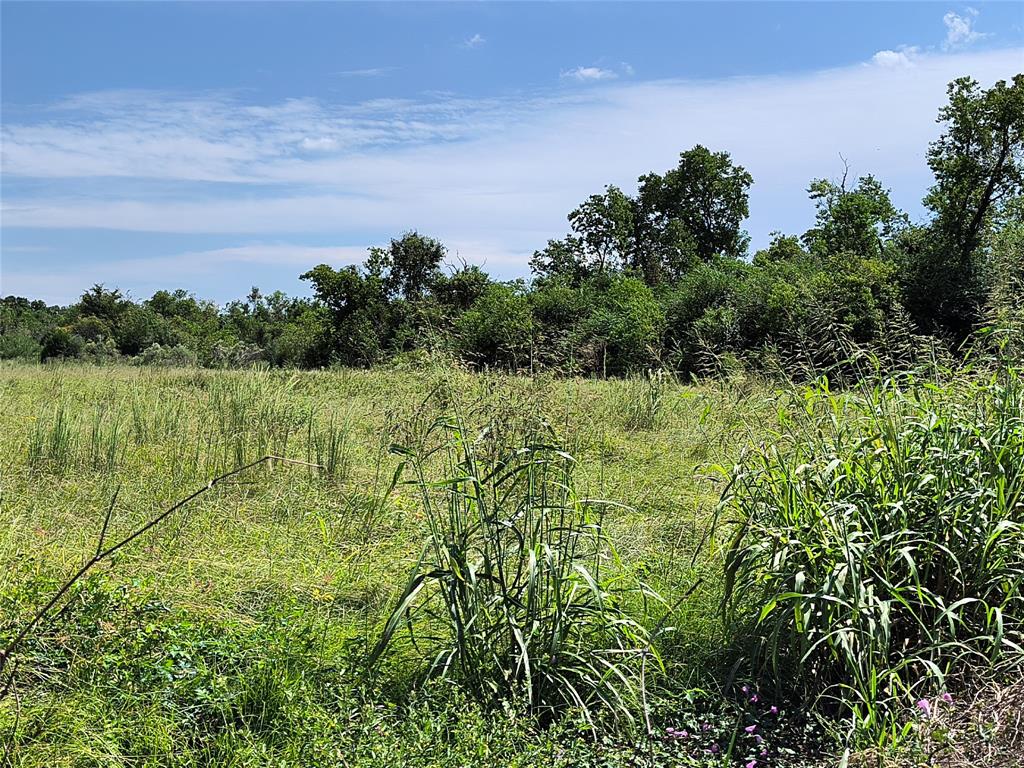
[0,356,1021,767]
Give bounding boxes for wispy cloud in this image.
[462,33,486,49]
[2,89,572,181]
[943,8,986,50]
[333,67,396,78]
[561,66,617,82]
[300,136,339,152]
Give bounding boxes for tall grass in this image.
[369,415,659,725]
[27,402,75,470]
[720,361,1024,742]
[621,369,669,431]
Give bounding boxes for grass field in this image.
[1,360,1021,767]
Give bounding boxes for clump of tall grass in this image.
[719,361,1024,742]
[86,405,124,471]
[306,410,350,483]
[369,416,659,725]
[27,402,75,470]
[622,369,669,431]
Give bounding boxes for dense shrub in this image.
[721,363,1024,739]
[40,327,84,361]
[454,282,534,370]
[585,275,665,374]
[136,342,198,367]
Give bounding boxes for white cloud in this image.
[870,46,921,68]
[300,136,339,151]
[463,33,486,49]
[621,62,636,77]
[2,46,1021,298]
[334,67,395,77]
[943,8,985,49]
[561,66,617,82]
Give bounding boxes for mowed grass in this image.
[0,362,776,767]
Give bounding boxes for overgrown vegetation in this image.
[721,364,1024,742]
[2,328,1023,765]
[0,70,1022,768]
[3,76,1021,377]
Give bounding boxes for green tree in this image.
[903,75,1024,338]
[300,264,390,366]
[529,236,589,284]
[40,327,84,361]
[455,282,534,370]
[636,145,753,277]
[752,233,807,266]
[365,231,446,301]
[530,186,636,284]
[77,284,130,326]
[802,172,907,260]
[585,276,665,374]
[926,75,1024,265]
[567,185,637,275]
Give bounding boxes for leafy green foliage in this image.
[721,365,1024,741]
[802,174,907,260]
[1,76,1019,383]
[454,282,534,369]
[370,416,657,724]
[637,145,753,271]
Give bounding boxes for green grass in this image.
[0,359,1020,766]
[720,368,1024,748]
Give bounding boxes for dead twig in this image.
[0,455,320,693]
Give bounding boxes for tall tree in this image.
[567,185,637,275]
[903,75,1023,339]
[802,171,907,260]
[926,75,1024,265]
[300,264,389,365]
[636,145,753,278]
[365,231,446,301]
[529,186,636,284]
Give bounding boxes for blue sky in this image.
[2,2,1022,305]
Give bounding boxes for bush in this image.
[455,282,534,370]
[210,341,263,369]
[40,327,84,361]
[136,342,198,367]
[720,365,1024,740]
[370,417,657,724]
[585,276,665,374]
[80,338,122,364]
[0,330,42,360]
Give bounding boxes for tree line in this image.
[2,75,1021,376]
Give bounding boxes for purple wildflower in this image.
[941,692,953,704]
[745,725,757,733]
[769,706,778,715]
[916,698,932,717]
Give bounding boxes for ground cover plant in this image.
[1,343,1021,766]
